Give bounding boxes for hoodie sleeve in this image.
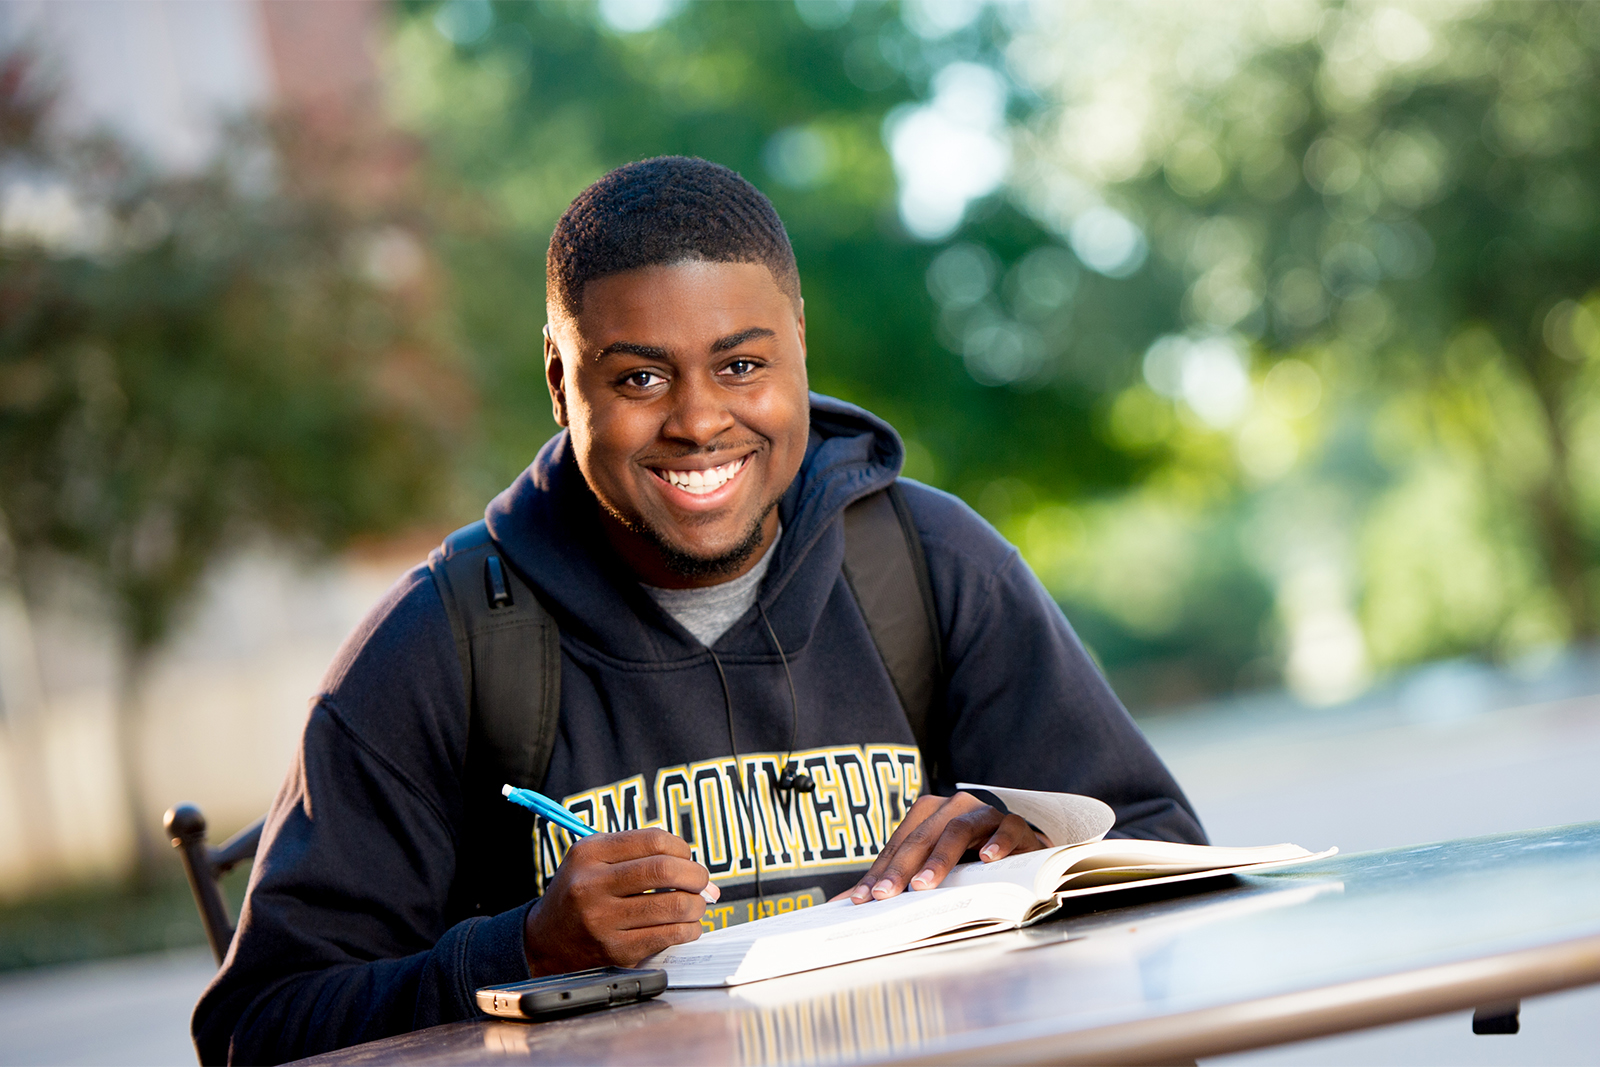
[191,568,532,1066]
[899,481,1207,845]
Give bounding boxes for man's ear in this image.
[796,298,807,360]
[544,325,569,427]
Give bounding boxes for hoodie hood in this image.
[484,392,903,663]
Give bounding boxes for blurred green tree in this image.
[0,53,468,879]
[1012,0,1600,687]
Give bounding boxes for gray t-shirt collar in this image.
[640,525,782,648]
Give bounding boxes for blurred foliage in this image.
[0,49,467,874]
[0,863,247,972]
[0,52,465,657]
[1010,0,1600,700]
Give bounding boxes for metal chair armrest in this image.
[211,817,265,875]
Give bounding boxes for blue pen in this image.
[501,784,595,837]
[504,784,721,904]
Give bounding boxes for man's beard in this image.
[615,497,780,581]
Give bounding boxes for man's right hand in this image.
[522,828,719,976]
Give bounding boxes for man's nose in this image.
[662,373,736,446]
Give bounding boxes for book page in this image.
[1048,849,1340,907]
[645,882,1038,987]
[955,783,1115,848]
[939,839,1328,897]
[938,843,1076,897]
[1053,839,1317,877]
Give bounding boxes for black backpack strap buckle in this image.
[428,520,560,793]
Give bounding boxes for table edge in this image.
[893,931,1600,1066]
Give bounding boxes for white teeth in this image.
[658,456,747,495]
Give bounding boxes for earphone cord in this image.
[757,601,803,782]
[707,645,760,906]
[709,604,806,916]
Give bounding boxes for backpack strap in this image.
[427,520,561,792]
[842,483,949,792]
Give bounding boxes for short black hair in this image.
[546,156,799,320]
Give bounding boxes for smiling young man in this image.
[193,157,1203,1064]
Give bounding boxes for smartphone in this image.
[475,966,668,1021]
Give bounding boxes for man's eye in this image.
[723,359,759,376]
[623,370,664,389]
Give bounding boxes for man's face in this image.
[545,259,809,588]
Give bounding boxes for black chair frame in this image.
[163,804,265,965]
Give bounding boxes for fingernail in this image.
[911,868,936,889]
[872,878,895,898]
[850,886,869,903]
[701,883,721,903]
[980,844,999,861]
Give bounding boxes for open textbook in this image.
[646,784,1336,987]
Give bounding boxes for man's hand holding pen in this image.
[522,828,720,976]
[508,784,719,976]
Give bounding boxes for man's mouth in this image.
[650,454,750,496]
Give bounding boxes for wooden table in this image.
[298,823,1600,1066]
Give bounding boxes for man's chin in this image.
[616,498,778,583]
[649,521,769,582]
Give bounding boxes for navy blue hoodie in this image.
[192,395,1203,1064]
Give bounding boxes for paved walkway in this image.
[2,659,1597,1065]
[0,948,211,1066]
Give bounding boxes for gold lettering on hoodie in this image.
[532,744,923,894]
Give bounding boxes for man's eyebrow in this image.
[597,341,671,360]
[711,327,776,352]
[595,328,775,360]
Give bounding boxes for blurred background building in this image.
[0,1,1598,1062]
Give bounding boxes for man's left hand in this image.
[835,791,1048,904]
